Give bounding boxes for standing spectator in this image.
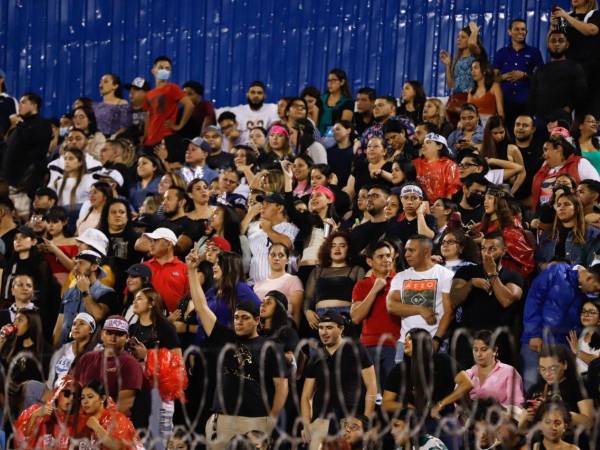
[574,114,600,173]
[351,241,400,387]
[493,19,544,130]
[300,312,377,450]
[413,133,462,203]
[245,193,299,285]
[553,0,600,117]
[319,68,354,135]
[142,56,194,162]
[142,227,189,313]
[71,106,106,161]
[228,81,279,133]
[528,30,588,120]
[0,68,17,140]
[178,80,216,140]
[521,263,600,389]
[2,92,52,197]
[52,250,117,347]
[398,80,426,125]
[123,76,151,141]
[387,235,454,353]
[467,59,504,125]
[353,87,376,136]
[73,316,143,415]
[512,114,545,206]
[189,254,288,450]
[93,73,131,136]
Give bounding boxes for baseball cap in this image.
[124,77,151,91]
[210,236,232,252]
[236,300,260,317]
[16,225,37,240]
[184,137,212,153]
[76,228,109,257]
[202,125,223,137]
[74,312,96,333]
[265,290,288,312]
[102,315,129,334]
[217,193,248,212]
[144,227,178,246]
[75,250,103,265]
[126,263,152,280]
[400,184,424,198]
[256,192,285,205]
[93,168,124,187]
[424,133,448,148]
[318,312,345,326]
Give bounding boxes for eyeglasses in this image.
[342,421,361,432]
[441,240,459,246]
[581,309,599,316]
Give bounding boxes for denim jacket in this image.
[536,226,600,266]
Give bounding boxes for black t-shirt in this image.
[160,215,203,241]
[0,227,17,267]
[457,202,485,227]
[304,342,373,420]
[207,151,234,171]
[514,139,544,199]
[206,321,285,417]
[527,378,584,413]
[567,11,600,63]
[383,353,458,414]
[352,158,394,194]
[129,319,180,349]
[386,213,437,244]
[353,112,374,137]
[350,221,389,255]
[263,324,300,354]
[327,144,354,187]
[453,265,524,330]
[106,228,141,296]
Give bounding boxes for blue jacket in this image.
[522,263,586,345]
[536,226,600,266]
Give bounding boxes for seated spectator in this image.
[258,125,293,170]
[319,68,354,135]
[467,58,504,125]
[0,274,36,328]
[345,136,393,198]
[465,330,524,406]
[218,111,249,153]
[129,154,164,212]
[186,178,213,223]
[300,87,323,129]
[52,250,116,347]
[359,95,403,153]
[521,263,600,389]
[349,185,390,255]
[309,164,351,218]
[567,300,600,375]
[413,133,461,202]
[476,186,534,278]
[203,125,235,170]
[282,96,309,133]
[253,243,304,326]
[288,154,313,200]
[521,345,593,430]
[352,87,376,136]
[447,103,485,155]
[528,400,580,450]
[178,137,219,185]
[574,114,600,174]
[46,312,97,389]
[93,73,131,136]
[48,129,102,185]
[327,120,354,187]
[437,228,479,273]
[422,98,454,137]
[304,232,365,333]
[293,117,328,165]
[398,80,426,125]
[536,192,600,268]
[71,106,106,160]
[430,198,459,243]
[76,181,112,236]
[385,189,401,219]
[387,184,436,243]
[233,144,259,193]
[384,119,418,162]
[389,409,449,450]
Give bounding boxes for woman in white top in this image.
[567,300,600,375]
[254,243,304,326]
[72,106,106,161]
[76,181,113,236]
[49,148,95,215]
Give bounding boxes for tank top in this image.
[467,90,497,116]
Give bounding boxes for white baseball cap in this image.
[76,228,109,257]
[143,227,178,246]
[424,133,448,148]
[93,168,124,187]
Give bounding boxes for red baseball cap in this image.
[211,236,232,252]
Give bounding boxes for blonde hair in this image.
[424,98,446,128]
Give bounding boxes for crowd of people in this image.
[0,2,600,449]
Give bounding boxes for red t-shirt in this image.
[351,273,401,347]
[74,351,143,401]
[144,256,189,312]
[143,82,185,146]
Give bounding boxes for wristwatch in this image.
[80,291,90,297]
[432,335,443,346]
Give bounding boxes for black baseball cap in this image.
[16,225,37,240]
[126,263,152,280]
[236,300,260,317]
[124,77,151,91]
[256,193,285,205]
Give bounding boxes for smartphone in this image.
[195,235,210,256]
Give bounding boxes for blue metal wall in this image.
[0,0,569,118]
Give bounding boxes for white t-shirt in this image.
[226,103,279,133]
[485,169,504,185]
[389,264,454,342]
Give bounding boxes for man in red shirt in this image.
[142,227,189,312]
[143,56,194,162]
[350,240,400,388]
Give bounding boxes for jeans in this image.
[521,343,540,391]
[366,345,396,390]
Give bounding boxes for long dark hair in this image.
[98,197,134,236]
[405,328,434,414]
[58,148,86,208]
[213,205,242,255]
[135,287,175,347]
[72,106,99,136]
[261,292,289,334]
[481,190,515,230]
[300,86,324,125]
[470,58,495,94]
[104,73,124,99]
[2,308,44,362]
[327,68,352,98]
[295,118,317,154]
[439,228,481,263]
[215,252,245,315]
[403,80,426,111]
[481,115,511,159]
[456,25,488,64]
[538,345,579,388]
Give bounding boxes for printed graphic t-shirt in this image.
[389,264,454,342]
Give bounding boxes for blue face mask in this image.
[156,69,171,81]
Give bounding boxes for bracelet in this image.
[486,273,498,278]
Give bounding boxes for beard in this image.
[163,207,178,219]
[247,95,264,111]
[548,49,567,59]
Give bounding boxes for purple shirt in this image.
[93,102,133,136]
[465,361,524,406]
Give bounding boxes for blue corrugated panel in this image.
[0,0,569,118]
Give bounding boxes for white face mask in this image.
[156,69,171,81]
